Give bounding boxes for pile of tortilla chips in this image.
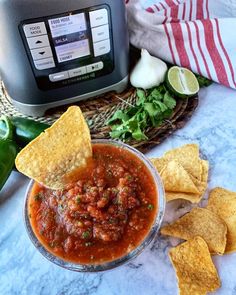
[151,144,209,203]
[152,144,236,294]
[161,187,236,294]
[15,106,92,189]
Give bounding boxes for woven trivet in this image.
[0,80,198,153]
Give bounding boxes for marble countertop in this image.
[1,83,236,295]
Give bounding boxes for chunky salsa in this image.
[28,144,158,264]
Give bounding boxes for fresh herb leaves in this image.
[196,74,212,88]
[82,231,90,239]
[76,196,81,204]
[147,204,154,210]
[107,85,176,141]
[34,192,44,201]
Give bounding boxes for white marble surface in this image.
[1,83,236,295]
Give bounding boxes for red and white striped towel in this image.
[126,0,236,89]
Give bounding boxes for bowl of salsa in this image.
[24,139,165,272]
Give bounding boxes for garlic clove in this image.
[130,49,168,89]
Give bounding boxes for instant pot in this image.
[0,0,129,116]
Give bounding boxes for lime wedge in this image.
[166,66,200,98]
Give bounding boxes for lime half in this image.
[166,66,200,98]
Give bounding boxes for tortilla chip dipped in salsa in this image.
[207,187,236,254]
[15,106,92,189]
[161,207,227,255]
[169,236,221,295]
[151,144,209,203]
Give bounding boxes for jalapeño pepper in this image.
[0,116,18,191]
[0,116,49,147]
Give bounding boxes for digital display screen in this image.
[48,13,90,63]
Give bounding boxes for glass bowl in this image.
[24,139,165,272]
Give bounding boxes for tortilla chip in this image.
[207,187,236,218]
[165,159,208,203]
[15,106,92,190]
[150,157,168,173]
[207,187,236,253]
[160,160,199,194]
[163,144,202,180]
[161,208,227,254]
[150,145,209,203]
[201,160,209,182]
[166,192,201,203]
[191,160,209,195]
[224,215,236,254]
[169,236,221,295]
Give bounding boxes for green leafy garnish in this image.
[82,231,90,239]
[147,204,154,210]
[136,89,146,106]
[34,192,43,201]
[164,92,177,109]
[102,192,109,199]
[106,110,129,125]
[106,85,176,141]
[196,75,212,87]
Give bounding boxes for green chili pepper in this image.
[0,116,49,147]
[0,116,18,191]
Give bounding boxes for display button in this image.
[92,25,109,43]
[86,62,104,73]
[93,39,110,57]
[89,9,108,28]
[24,22,47,38]
[34,57,55,70]
[26,35,50,49]
[49,71,69,82]
[68,67,87,78]
[30,47,53,61]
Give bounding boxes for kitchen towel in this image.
[126,0,236,89]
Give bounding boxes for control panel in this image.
[20,5,114,90]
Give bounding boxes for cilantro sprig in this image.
[196,74,212,87]
[106,85,176,141]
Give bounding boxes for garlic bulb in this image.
[130,49,168,89]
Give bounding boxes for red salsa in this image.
[28,144,158,264]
